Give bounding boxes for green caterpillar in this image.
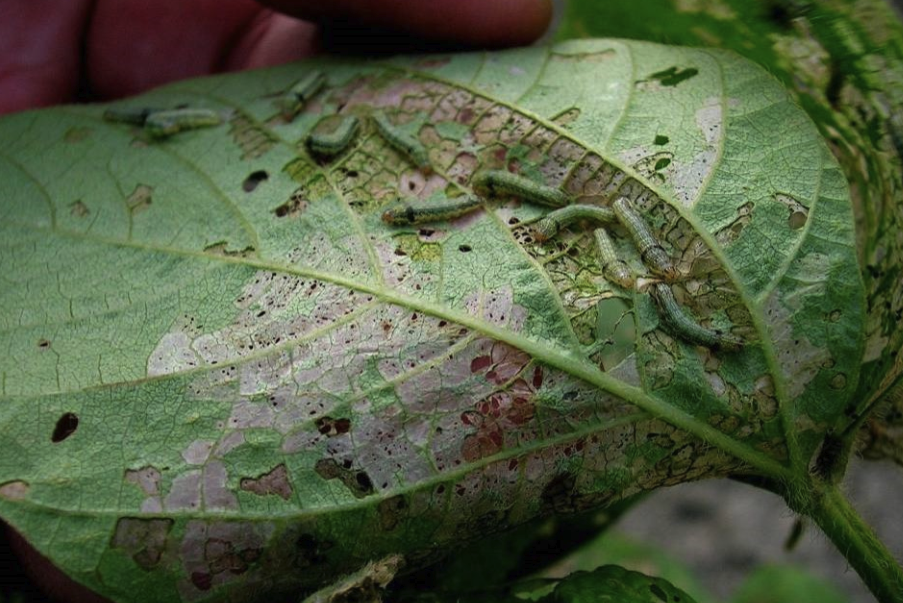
[472,170,569,208]
[612,197,678,281]
[372,111,432,173]
[277,70,326,120]
[307,115,361,157]
[650,283,744,351]
[594,228,635,289]
[144,108,222,138]
[381,196,482,226]
[102,106,161,126]
[533,204,617,241]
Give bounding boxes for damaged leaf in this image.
[0,40,862,603]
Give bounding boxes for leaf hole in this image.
[242,170,269,192]
[458,244,472,253]
[788,210,807,230]
[51,412,79,443]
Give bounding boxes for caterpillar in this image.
[472,170,569,208]
[372,111,432,173]
[144,108,223,138]
[612,197,678,281]
[650,283,744,351]
[594,228,635,289]
[381,196,482,226]
[307,115,361,158]
[277,70,326,120]
[102,107,160,126]
[533,204,617,241]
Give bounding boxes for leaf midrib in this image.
[1,219,793,481]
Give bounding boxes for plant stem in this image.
[807,486,903,603]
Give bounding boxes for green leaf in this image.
[0,40,862,602]
[731,565,850,603]
[545,564,697,603]
[548,532,714,603]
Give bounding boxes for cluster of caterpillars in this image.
[103,68,743,352]
[383,169,744,352]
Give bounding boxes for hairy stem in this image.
[807,486,903,603]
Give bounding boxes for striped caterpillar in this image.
[472,170,569,208]
[594,228,635,289]
[277,70,326,121]
[143,109,223,138]
[103,107,221,138]
[372,111,432,173]
[612,197,678,281]
[650,283,744,351]
[307,115,361,158]
[533,204,617,241]
[382,196,482,226]
[102,107,161,126]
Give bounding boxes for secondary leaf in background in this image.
[0,39,861,602]
[546,564,697,603]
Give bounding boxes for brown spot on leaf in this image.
[316,416,352,437]
[532,366,544,389]
[470,355,491,373]
[37,338,51,349]
[541,473,577,513]
[51,412,79,443]
[377,495,408,531]
[69,200,89,217]
[239,464,293,500]
[64,127,92,143]
[125,466,162,495]
[273,189,308,218]
[314,458,375,498]
[191,572,213,591]
[0,480,29,500]
[126,184,153,214]
[206,538,260,574]
[111,517,174,569]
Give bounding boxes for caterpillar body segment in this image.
[381,196,482,226]
[144,109,222,138]
[472,170,569,208]
[650,283,744,351]
[372,111,432,173]
[594,228,635,289]
[533,204,617,241]
[307,115,361,157]
[277,70,326,120]
[612,197,678,281]
[103,107,160,126]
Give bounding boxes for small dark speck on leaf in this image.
[51,412,79,443]
[458,244,472,252]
